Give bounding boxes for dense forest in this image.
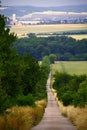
[0,15,50,113]
[14,35,87,61]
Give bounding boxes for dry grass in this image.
[58,101,87,130]
[52,88,87,130]
[0,99,46,130]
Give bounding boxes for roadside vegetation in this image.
[0,15,50,129]
[53,72,87,107]
[52,89,87,130]
[52,62,87,130]
[0,99,46,130]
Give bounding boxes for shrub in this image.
[53,71,87,107]
[17,94,35,106]
[0,87,10,113]
[73,81,87,107]
[61,91,74,106]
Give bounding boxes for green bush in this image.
[0,87,10,113]
[61,91,74,106]
[17,94,35,106]
[53,71,87,107]
[73,81,87,107]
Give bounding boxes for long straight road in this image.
[31,73,77,130]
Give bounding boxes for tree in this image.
[0,1,1,7]
[0,15,18,112]
[22,54,41,95]
[49,54,56,64]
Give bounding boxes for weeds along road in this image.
[31,73,77,130]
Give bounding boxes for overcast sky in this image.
[2,0,87,7]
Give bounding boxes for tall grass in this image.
[0,99,46,130]
[52,88,87,130]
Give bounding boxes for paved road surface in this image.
[31,73,77,130]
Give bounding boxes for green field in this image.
[52,61,87,75]
[10,24,87,39]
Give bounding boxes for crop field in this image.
[68,34,87,40]
[10,24,87,39]
[52,61,87,75]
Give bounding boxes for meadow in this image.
[52,61,87,75]
[10,24,87,39]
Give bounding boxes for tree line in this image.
[0,15,50,113]
[14,35,87,61]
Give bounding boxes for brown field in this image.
[10,24,87,38]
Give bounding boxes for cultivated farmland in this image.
[10,24,87,39]
[68,34,87,40]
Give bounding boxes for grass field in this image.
[52,61,87,75]
[10,24,87,39]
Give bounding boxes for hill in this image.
[0,5,87,17]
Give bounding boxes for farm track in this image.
[31,73,77,130]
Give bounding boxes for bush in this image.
[53,71,87,107]
[73,81,87,107]
[17,94,35,106]
[61,91,74,106]
[0,87,10,113]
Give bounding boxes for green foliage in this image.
[61,91,74,106]
[53,71,72,89]
[0,87,10,113]
[0,14,50,113]
[73,81,87,107]
[49,54,56,64]
[17,94,35,106]
[14,36,87,61]
[53,71,87,107]
[41,56,50,75]
[22,54,41,95]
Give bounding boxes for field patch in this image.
[52,61,87,75]
[10,24,87,38]
[68,34,87,40]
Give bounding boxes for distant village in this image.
[6,13,87,26]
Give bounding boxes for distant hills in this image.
[0,5,87,17]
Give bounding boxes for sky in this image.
[2,0,87,7]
